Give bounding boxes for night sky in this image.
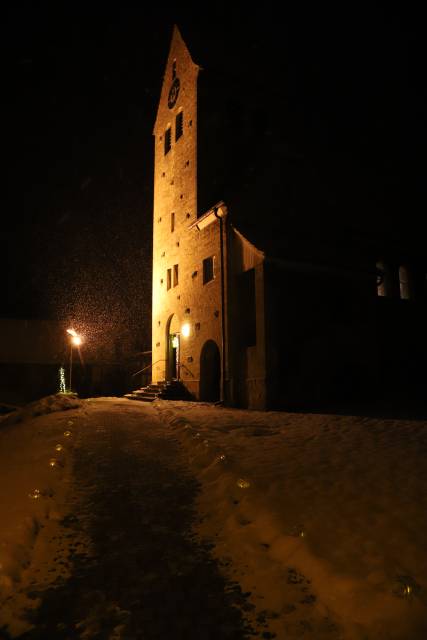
[3,3,426,340]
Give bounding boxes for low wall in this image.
[0,362,140,405]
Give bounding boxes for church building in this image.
[152,26,272,408]
[151,26,427,411]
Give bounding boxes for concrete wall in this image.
[228,227,267,409]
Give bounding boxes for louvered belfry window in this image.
[175,111,183,141]
[164,127,171,154]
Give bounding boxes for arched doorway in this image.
[165,314,181,381]
[199,340,220,402]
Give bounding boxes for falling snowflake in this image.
[28,489,41,499]
[236,478,251,489]
[55,444,64,452]
[64,430,72,437]
[393,575,420,599]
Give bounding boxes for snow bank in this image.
[154,400,427,639]
[0,392,81,428]
[0,394,83,636]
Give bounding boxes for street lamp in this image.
[66,328,82,392]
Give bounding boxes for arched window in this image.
[376,261,385,297]
[399,265,410,300]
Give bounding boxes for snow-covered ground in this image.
[0,394,82,636]
[1,395,427,638]
[154,400,427,639]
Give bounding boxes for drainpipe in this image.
[214,206,226,402]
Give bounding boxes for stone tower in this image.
[151,26,227,399]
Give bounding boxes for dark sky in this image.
[2,3,426,326]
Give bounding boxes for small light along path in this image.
[15,398,260,640]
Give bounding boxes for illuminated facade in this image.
[152,26,268,407]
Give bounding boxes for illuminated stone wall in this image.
[152,27,224,396]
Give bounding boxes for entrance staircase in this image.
[124,380,192,403]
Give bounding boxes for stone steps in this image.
[125,380,192,403]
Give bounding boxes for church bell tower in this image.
[151,26,200,383]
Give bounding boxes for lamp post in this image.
[66,328,82,392]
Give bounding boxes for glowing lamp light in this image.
[66,328,83,391]
[181,323,191,338]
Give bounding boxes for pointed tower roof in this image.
[153,25,199,135]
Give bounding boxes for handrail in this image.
[132,359,195,380]
[179,362,195,378]
[132,359,166,377]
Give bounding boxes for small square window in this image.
[164,127,171,155]
[203,256,214,284]
[173,264,179,287]
[175,111,183,141]
[167,268,172,290]
[171,212,175,232]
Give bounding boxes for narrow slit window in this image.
[171,212,175,232]
[173,264,179,287]
[175,111,183,141]
[376,261,385,297]
[167,268,172,290]
[399,265,410,300]
[203,256,214,284]
[164,127,171,155]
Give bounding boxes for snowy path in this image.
[2,396,427,639]
[4,399,257,639]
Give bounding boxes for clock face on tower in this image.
[168,77,180,109]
